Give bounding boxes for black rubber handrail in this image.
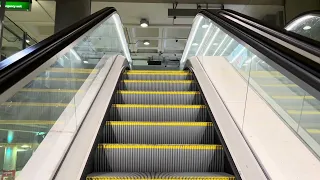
[285,10,320,29]
[199,10,320,94]
[0,7,116,94]
[219,9,320,57]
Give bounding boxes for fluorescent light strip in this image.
[203,28,220,56]
[70,49,81,61]
[181,16,203,63]
[213,34,228,56]
[219,39,234,56]
[112,14,132,63]
[230,47,246,63]
[195,23,213,56]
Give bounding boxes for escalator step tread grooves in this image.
[88,70,235,179]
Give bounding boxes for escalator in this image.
[0,6,319,180]
[86,70,235,179]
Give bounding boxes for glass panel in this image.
[182,14,320,159]
[285,13,320,42]
[0,13,130,178]
[1,27,23,59]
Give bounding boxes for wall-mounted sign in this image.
[1,0,32,11]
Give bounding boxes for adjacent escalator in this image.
[86,70,236,180]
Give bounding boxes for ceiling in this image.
[4,1,284,61]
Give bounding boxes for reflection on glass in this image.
[0,13,129,178]
[285,13,320,42]
[182,14,320,157]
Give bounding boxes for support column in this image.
[2,131,17,179]
[54,0,91,33]
[285,0,320,23]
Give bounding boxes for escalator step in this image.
[94,144,224,172]
[87,172,235,180]
[115,91,202,104]
[104,121,213,144]
[108,104,207,122]
[27,78,91,89]
[122,70,192,80]
[120,80,197,91]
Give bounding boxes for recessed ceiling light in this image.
[21,144,30,148]
[143,40,150,45]
[202,24,209,28]
[213,43,219,46]
[26,39,30,43]
[140,19,149,28]
[303,25,311,30]
[83,61,89,64]
[192,43,198,46]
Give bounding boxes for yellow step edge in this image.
[307,129,320,134]
[1,102,74,107]
[126,70,189,73]
[261,84,298,87]
[272,95,315,100]
[123,80,194,84]
[98,144,222,150]
[86,177,235,180]
[0,143,39,147]
[48,68,98,73]
[117,91,200,95]
[287,110,320,115]
[112,104,206,109]
[0,120,58,125]
[107,121,213,127]
[20,88,82,93]
[124,72,191,75]
[34,77,91,82]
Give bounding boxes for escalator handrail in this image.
[285,10,320,30]
[219,9,320,56]
[199,10,320,94]
[0,7,116,95]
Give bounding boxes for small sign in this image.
[1,0,32,11]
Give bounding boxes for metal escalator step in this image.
[104,121,213,144]
[26,78,90,89]
[0,120,56,132]
[8,89,79,103]
[123,71,192,80]
[48,68,98,74]
[108,104,207,122]
[115,91,202,104]
[120,80,197,91]
[87,172,235,180]
[94,144,224,172]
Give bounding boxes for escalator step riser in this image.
[122,74,192,80]
[37,72,94,79]
[104,122,214,144]
[94,145,224,172]
[108,106,207,122]
[0,106,67,120]
[87,172,235,180]
[119,81,198,91]
[0,123,52,133]
[26,81,86,90]
[8,91,75,103]
[114,93,202,104]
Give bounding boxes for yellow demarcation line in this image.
[86,177,235,180]
[34,77,91,82]
[117,91,200,95]
[0,143,39,147]
[123,80,194,84]
[112,104,206,109]
[98,144,222,150]
[107,121,213,127]
[20,88,81,93]
[48,68,98,73]
[307,129,320,134]
[126,70,189,73]
[272,96,315,100]
[287,110,320,115]
[261,84,298,87]
[1,102,73,107]
[124,71,191,75]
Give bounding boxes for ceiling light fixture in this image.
[303,25,311,30]
[26,39,30,43]
[143,40,150,46]
[21,144,30,148]
[202,24,209,28]
[192,43,198,46]
[140,19,149,28]
[83,61,89,64]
